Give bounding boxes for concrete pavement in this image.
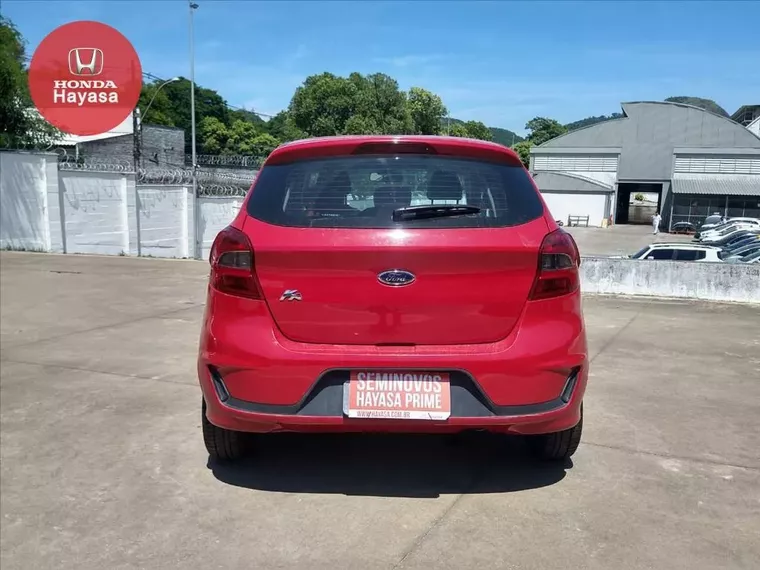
[565,224,693,257]
[1,252,759,570]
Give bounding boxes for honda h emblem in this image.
[68,48,104,76]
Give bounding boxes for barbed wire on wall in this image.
[192,154,264,168]
[45,154,253,197]
[198,184,248,197]
[58,156,133,172]
[136,166,256,185]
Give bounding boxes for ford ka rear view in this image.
[198,135,588,462]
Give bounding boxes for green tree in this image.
[344,114,380,135]
[352,72,413,135]
[489,126,523,146]
[265,110,306,142]
[665,96,729,117]
[511,140,533,168]
[224,119,260,155]
[565,113,624,132]
[289,71,414,137]
[289,72,359,136]
[248,132,280,157]
[137,78,229,152]
[462,120,492,141]
[138,82,176,127]
[0,16,59,147]
[448,123,470,138]
[198,117,280,157]
[525,117,567,146]
[198,116,228,155]
[229,107,266,127]
[407,87,447,135]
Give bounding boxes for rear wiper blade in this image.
[392,204,481,222]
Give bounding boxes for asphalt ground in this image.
[1,252,758,570]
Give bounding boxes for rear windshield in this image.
[246,155,544,228]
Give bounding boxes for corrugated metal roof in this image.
[539,102,760,182]
[672,173,760,196]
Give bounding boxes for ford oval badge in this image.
[377,269,416,287]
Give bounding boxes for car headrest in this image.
[427,171,463,202]
[314,171,352,211]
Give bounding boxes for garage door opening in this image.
[540,191,610,227]
[616,183,662,224]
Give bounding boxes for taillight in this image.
[529,229,581,301]
[209,226,262,299]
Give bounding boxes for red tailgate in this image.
[242,216,547,345]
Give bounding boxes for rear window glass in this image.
[246,155,543,228]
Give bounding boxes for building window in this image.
[672,195,760,228]
[671,194,724,227]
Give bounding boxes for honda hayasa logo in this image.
[55,47,117,106]
[68,48,104,76]
[29,20,143,136]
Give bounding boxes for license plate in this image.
[344,371,451,420]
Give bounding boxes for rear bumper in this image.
[198,289,588,435]
[201,365,586,435]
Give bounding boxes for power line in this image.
[142,71,275,118]
[19,58,275,118]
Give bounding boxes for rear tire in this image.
[202,399,246,461]
[529,405,583,461]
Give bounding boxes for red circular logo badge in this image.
[28,21,142,136]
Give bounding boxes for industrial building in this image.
[530,101,760,230]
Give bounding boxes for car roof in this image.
[265,135,522,167]
[648,243,720,249]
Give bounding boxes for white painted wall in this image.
[198,197,244,260]
[136,185,190,258]
[541,192,607,226]
[59,171,130,255]
[0,152,53,251]
[748,117,760,137]
[581,257,760,304]
[1,150,246,259]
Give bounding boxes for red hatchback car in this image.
[198,135,587,462]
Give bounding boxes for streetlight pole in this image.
[140,77,180,129]
[189,1,200,259]
[136,76,180,171]
[132,76,178,257]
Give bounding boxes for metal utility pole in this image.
[133,77,178,257]
[132,108,143,256]
[189,1,200,259]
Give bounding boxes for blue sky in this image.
[4,0,759,134]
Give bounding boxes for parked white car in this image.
[698,220,760,241]
[699,216,760,232]
[630,243,723,262]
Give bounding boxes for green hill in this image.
[445,117,524,145]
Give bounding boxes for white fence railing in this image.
[0,151,246,259]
